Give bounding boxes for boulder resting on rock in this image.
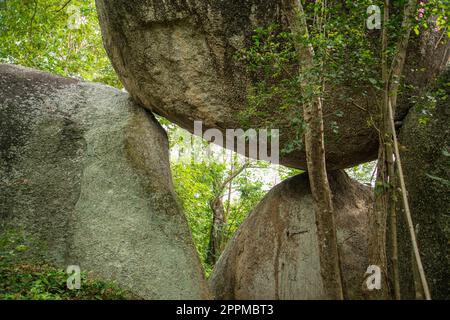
[95,0,449,170]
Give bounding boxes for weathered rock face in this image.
[396,70,450,300]
[95,0,449,170]
[398,25,450,120]
[210,170,372,300]
[0,64,210,300]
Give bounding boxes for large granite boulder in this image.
[210,170,372,300]
[396,70,450,300]
[0,64,210,300]
[95,0,449,169]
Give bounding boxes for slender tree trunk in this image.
[225,152,234,222]
[303,99,344,300]
[206,162,249,266]
[381,1,401,300]
[369,159,390,298]
[388,0,418,108]
[207,197,226,265]
[287,0,344,299]
[390,189,401,299]
[369,0,397,299]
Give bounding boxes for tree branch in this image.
[28,0,38,40]
[54,0,72,13]
[388,0,417,110]
[211,162,251,206]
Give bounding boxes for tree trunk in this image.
[287,0,344,299]
[367,0,392,299]
[303,99,344,300]
[207,196,226,265]
[206,162,249,266]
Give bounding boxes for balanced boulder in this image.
[95,0,449,169]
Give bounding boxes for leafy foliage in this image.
[346,161,377,186]
[0,230,135,300]
[237,0,449,157]
[171,153,267,276]
[236,1,382,155]
[415,0,450,36]
[0,0,120,87]
[0,264,134,300]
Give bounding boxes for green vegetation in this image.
[0,230,135,300]
[0,0,120,87]
[236,1,381,155]
[169,146,269,275]
[0,264,133,300]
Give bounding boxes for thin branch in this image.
[434,27,447,50]
[211,162,250,205]
[350,100,368,112]
[54,0,72,13]
[382,0,401,301]
[369,162,377,186]
[28,0,38,40]
[388,0,417,109]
